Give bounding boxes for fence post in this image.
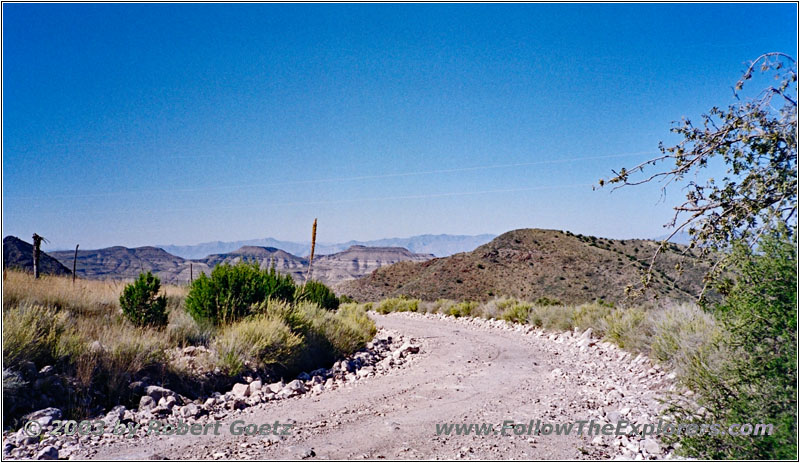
[73,244,79,284]
[32,233,43,279]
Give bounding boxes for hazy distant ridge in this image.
[158,234,496,259]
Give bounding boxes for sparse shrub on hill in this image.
[185,261,295,325]
[119,272,168,328]
[295,280,340,311]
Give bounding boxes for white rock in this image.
[266,381,285,394]
[642,438,660,454]
[231,383,250,397]
[35,446,58,460]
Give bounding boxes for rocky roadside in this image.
[2,328,421,460]
[386,311,683,460]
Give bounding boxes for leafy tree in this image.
[601,52,797,296]
[664,228,797,459]
[295,280,340,311]
[185,261,295,325]
[119,272,168,327]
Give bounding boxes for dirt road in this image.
[78,312,670,460]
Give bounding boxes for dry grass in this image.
[3,269,374,422]
[3,270,187,316]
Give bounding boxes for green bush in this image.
[499,301,533,324]
[295,280,340,310]
[185,262,295,325]
[667,230,797,459]
[119,272,168,327]
[375,297,419,314]
[534,296,562,307]
[447,301,478,318]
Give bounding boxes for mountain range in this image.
[154,234,497,259]
[44,243,432,286]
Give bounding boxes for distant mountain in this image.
[338,228,712,305]
[3,236,72,276]
[157,234,496,259]
[49,245,203,283]
[202,246,308,281]
[47,243,432,286]
[312,246,433,284]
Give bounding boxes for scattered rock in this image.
[642,438,660,454]
[23,408,62,427]
[139,396,156,412]
[231,383,251,398]
[145,386,177,403]
[34,446,58,460]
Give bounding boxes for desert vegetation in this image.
[2,263,373,426]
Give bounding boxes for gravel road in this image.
[71,311,673,460]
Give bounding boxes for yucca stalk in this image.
[306,218,317,281]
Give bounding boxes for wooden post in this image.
[306,219,317,282]
[189,262,193,284]
[32,233,43,279]
[72,244,79,284]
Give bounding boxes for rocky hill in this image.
[3,236,72,276]
[337,228,711,304]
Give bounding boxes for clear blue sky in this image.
[3,3,797,250]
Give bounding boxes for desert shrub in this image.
[499,300,533,324]
[571,303,615,336]
[185,262,295,325]
[649,304,721,374]
[447,301,478,318]
[528,304,574,331]
[424,299,456,314]
[167,308,214,347]
[666,231,797,459]
[375,297,420,314]
[119,272,168,327]
[328,303,377,354]
[601,307,651,352]
[534,296,562,306]
[3,304,67,369]
[295,280,340,310]
[214,315,302,375]
[225,299,376,375]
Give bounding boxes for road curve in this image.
[79,312,668,460]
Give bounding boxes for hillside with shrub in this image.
[338,228,711,304]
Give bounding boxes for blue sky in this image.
[3,3,797,250]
